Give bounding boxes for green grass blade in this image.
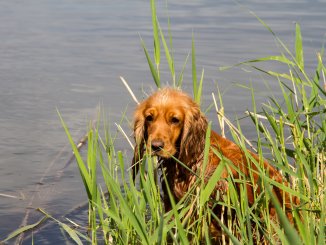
[192,33,198,100]
[251,11,296,62]
[150,0,160,68]
[1,217,47,242]
[200,160,225,206]
[57,110,92,198]
[161,172,189,245]
[200,122,226,206]
[88,128,99,206]
[106,168,149,243]
[199,122,212,206]
[141,37,160,87]
[39,208,91,243]
[166,3,176,86]
[155,212,164,245]
[220,55,296,71]
[317,209,325,245]
[295,23,304,70]
[177,52,190,88]
[59,223,84,245]
[210,210,242,245]
[158,22,175,85]
[265,180,303,245]
[196,68,204,105]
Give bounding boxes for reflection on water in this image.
[0,0,325,243]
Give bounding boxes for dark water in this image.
[0,0,325,243]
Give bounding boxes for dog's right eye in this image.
[171,117,180,124]
[145,115,153,122]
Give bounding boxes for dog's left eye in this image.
[171,117,180,124]
[146,115,153,122]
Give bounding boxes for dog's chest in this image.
[170,165,198,200]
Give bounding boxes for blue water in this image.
[0,0,325,243]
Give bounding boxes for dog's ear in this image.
[132,102,147,181]
[179,101,208,165]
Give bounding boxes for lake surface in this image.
[0,0,325,243]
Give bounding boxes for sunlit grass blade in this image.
[59,223,84,245]
[200,123,226,206]
[161,172,189,244]
[158,22,175,85]
[57,110,92,199]
[197,68,204,104]
[139,158,161,219]
[166,3,175,86]
[156,212,164,245]
[201,122,212,175]
[88,127,99,204]
[210,210,241,245]
[219,54,296,71]
[295,23,304,70]
[38,208,90,244]
[102,166,150,243]
[199,121,212,208]
[140,37,160,87]
[200,160,225,206]
[264,181,302,245]
[317,210,325,245]
[177,52,190,88]
[192,32,198,101]
[150,0,160,69]
[1,216,47,243]
[250,11,296,63]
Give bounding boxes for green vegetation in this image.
[2,0,325,244]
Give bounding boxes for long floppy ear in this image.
[132,102,147,181]
[179,101,208,165]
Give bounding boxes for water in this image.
[0,0,325,243]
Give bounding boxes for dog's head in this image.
[132,88,208,176]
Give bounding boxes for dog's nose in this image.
[151,139,164,152]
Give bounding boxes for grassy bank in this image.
[2,0,325,244]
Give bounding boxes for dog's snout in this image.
[151,139,164,152]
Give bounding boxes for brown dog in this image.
[132,87,298,239]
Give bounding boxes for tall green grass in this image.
[2,0,325,244]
